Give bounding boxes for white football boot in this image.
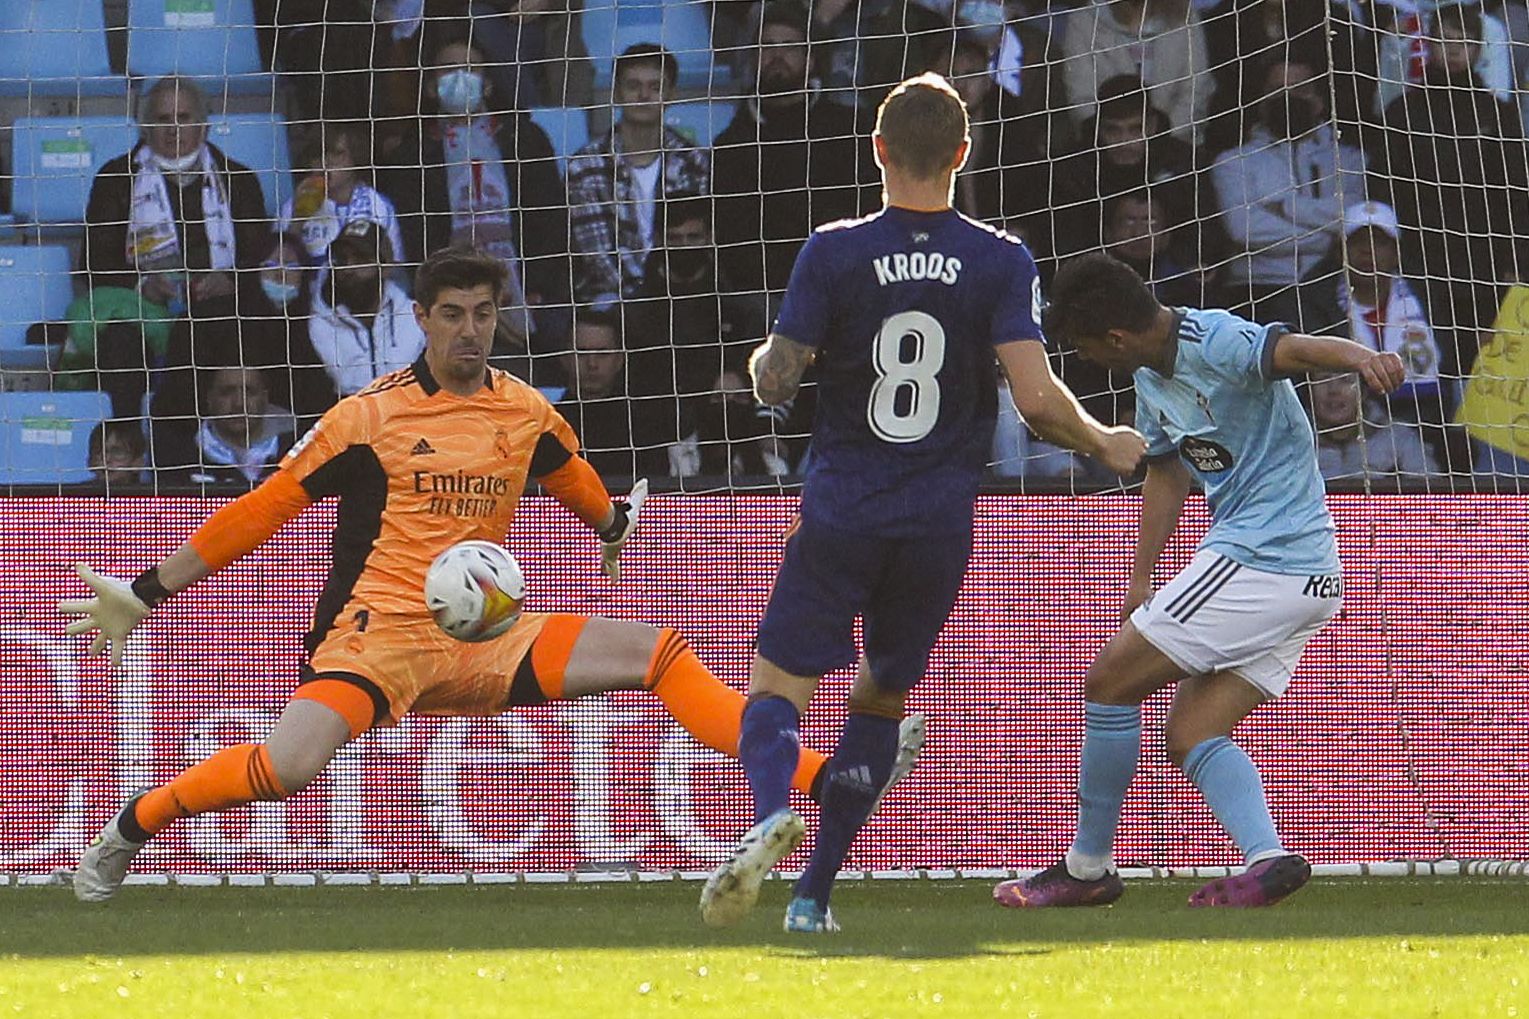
[73,797,147,903]
[699,809,806,928]
[876,711,926,811]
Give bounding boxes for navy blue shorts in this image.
[755,515,972,692]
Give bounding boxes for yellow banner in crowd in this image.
[1458,285,1529,458]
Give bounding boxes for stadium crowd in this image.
[4,0,1529,489]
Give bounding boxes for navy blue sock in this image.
[794,712,898,908]
[739,695,801,824]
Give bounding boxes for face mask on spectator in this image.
[261,277,302,306]
[437,69,486,114]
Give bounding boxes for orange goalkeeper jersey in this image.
[275,357,585,651]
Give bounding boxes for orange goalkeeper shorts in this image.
[301,610,581,727]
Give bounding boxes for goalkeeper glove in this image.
[597,478,648,582]
[57,563,161,667]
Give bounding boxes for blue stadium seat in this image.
[0,391,112,485]
[0,0,127,98]
[582,3,728,94]
[0,247,74,372]
[207,114,292,217]
[10,117,141,227]
[528,107,591,171]
[664,99,737,148]
[126,0,274,96]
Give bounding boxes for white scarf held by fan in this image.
[127,144,237,272]
[1340,275,1440,399]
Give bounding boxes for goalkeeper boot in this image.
[74,795,148,903]
[699,808,805,928]
[993,859,1125,908]
[1188,853,1310,908]
[871,712,926,812]
[784,896,840,934]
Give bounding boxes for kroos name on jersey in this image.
[872,252,963,287]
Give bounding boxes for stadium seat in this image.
[0,390,111,485]
[581,4,728,94]
[206,114,292,218]
[0,0,127,99]
[528,107,592,171]
[126,0,275,96]
[0,246,74,372]
[664,99,737,148]
[10,117,141,226]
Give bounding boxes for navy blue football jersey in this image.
[773,206,1043,535]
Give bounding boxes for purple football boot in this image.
[1188,854,1311,908]
[994,860,1125,908]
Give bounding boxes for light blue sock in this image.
[1066,702,1141,878]
[1182,736,1283,863]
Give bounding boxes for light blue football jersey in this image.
[1134,308,1340,575]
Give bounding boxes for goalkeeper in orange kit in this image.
[61,246,923,901]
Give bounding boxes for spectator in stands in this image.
[1054,0,1210,141]
[1101,190,1202,307]
[386,34,568,343]
[626,194,769,404]
[86,421,148,488]
[150,234,337,457]
[948,32,1016,225]
[1371,3,1529,344]
[1201,0,1378,154]
[669,367,787,478]
[1311,371,1439,481]
[79,77,269,418]
[1211,58,1366,327]
[1300,201,1455,458]
[278,122,407,268]
[160,363,295,488]
[553,308,671,477]
[568,45,710,305]
[711,1,877,302]
[1045,77,1197,266]
[308,221,426,397]
[807,0,955,111]
[84,76,268,315]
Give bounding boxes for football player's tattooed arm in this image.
[749,333,817,406]
[1271,332,1406,393]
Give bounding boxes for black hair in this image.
[615,43,679,89]
[1043,253,1161,346]
[414,245,509,311]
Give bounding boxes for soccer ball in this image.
[424,540,526,642]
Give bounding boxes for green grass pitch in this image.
[2,880,1525,1018]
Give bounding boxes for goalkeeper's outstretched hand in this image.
[600,478,649,582]
[57,563,150,666]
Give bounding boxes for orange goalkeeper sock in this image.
[126,744,287,841]
[644,629,828,798]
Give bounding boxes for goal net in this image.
[0,0,1525,877]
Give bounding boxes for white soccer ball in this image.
[424,540,526,643]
